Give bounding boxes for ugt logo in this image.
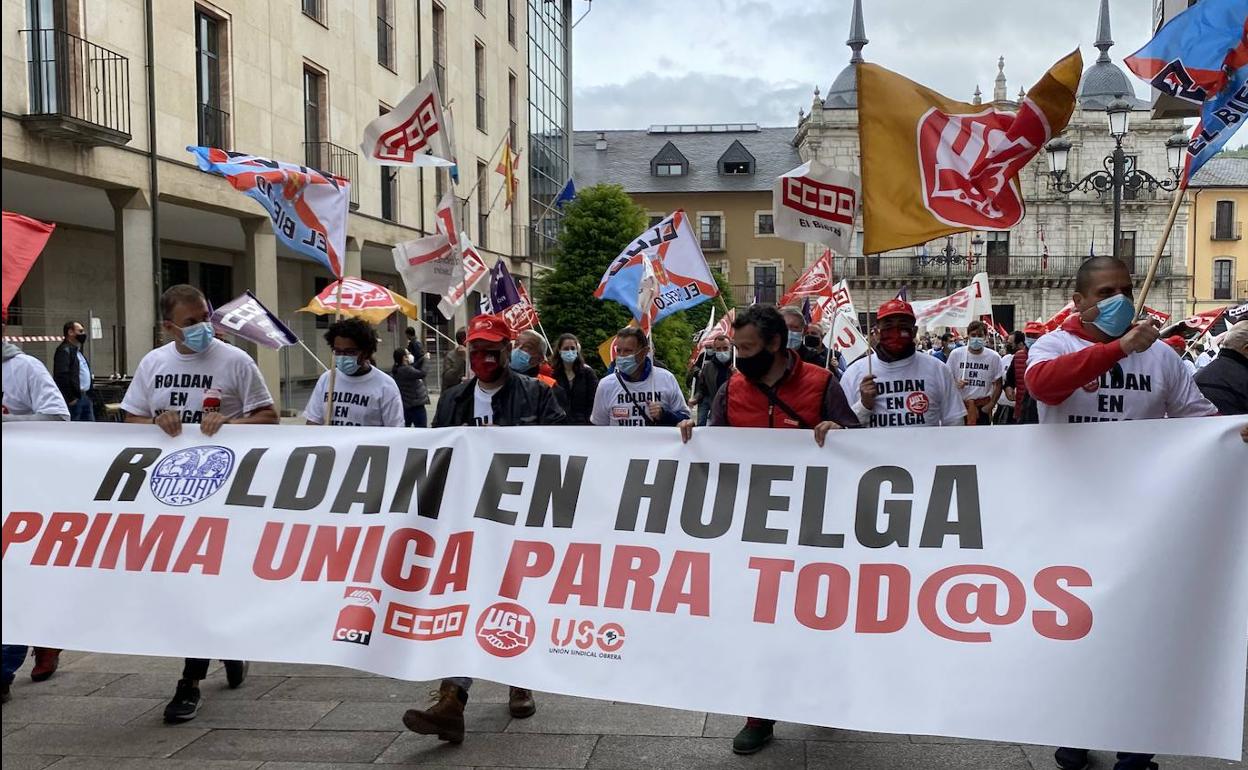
[475,602,535,658]
[917,107,1039,229]
[333,586,381,645]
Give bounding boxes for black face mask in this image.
[74,333,87,344]
[803,335,821,349]
[735,347,777,381]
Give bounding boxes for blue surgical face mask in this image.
[968,337,986,352]
[180,322,215,353]
[560,349,578,364]
[615,355,639,376]
[1091,293,1135,339]
[787,330,803,350]
[714,350,732,364]
[510,349,532,371]
[1024,337,1036,348]
[335,355,360,376]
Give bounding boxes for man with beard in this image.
[840,299,966,428]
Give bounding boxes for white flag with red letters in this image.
[773,161,860,256]
[361,71,455,168]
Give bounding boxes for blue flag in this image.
[1187,64,1248,181]
[488,259,523,312]
[554,178,577,209]
[1125,0,1246,106]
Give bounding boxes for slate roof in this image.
[1188,156,1248,188]
[572,127,801,194]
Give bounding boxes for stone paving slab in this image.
[310,700,511,733]
[246,662,380,678]
[505,702,706,737]
[806,740,1035,769]
[5,672,126,697]
[257,764,474,770]
[168,728,399,763]
[259,676,435,703]
[702,712,910,743]
[1,694,165,727]
[1017,743,1245,770]
[43,759,262,770]
[377,732,599,768]
[93,673,288,701]
[126,699,339,731]
[60,655,213,676]
[2,723,210,758]
[1,756,63,770]
[586,735,805,768]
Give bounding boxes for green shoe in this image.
[732,718,775,755]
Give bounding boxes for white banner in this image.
[773,161,860,256]
[3,421,1248,760]
[360,71,455,168]
[910,273,991,329]
[825,311,870,362]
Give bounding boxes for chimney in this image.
[595,132,607,151]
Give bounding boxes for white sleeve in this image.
[661,370,690,416]
[1026,334,1063,371]
[381,378,405,427]
[840,362,862,404]
[1164,351,1218,418]
[303,373,328,423]
[590,378,610,426]
[238,358,275,413]
[26,360,70,418]
[991,352,1005,382]
[938,364,968,425]
[120,356,153,417]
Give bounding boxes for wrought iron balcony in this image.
[197,103,230,150]
[303,141,360,209]
[20,28,131,145]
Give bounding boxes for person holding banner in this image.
[591,327,690,427]
[945,320,1004,426]
[119,284,277,723]
[551,333,598,425]
[840,300,966,428]
[689,333,733,426]
[301,319,403,428]
[408,314,564,742]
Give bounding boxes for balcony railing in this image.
[20,28,131,145]
[304,141,360,209]
[822,254,1172,280]
[197,103,229,149]
[1212,221,1242,241]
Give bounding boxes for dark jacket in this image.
[434,371,567,427]
[441,347,466,391]
[1195,348,1247,415]
[391,363,429,409]
[52,341,87,403]
[692,357,732,407]
[553,363,599,425]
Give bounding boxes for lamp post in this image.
[1044,96,1187,260]
[929,234,984,295]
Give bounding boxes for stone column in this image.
[345,237,362,279]
[106,189,155,374]
[241,218,282,414]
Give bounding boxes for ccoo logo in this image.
[475,602,535,658]
[149,446,235,506]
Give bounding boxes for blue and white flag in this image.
[1187,64,1248,182]
[594,210,718,323]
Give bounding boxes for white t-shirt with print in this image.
[945,345,1004,401]
[121,340,273,423]
[840,352,967,428]
[473,381,501,426]
[591,365,689,427]
[1026,331,1217,423]
[2,351,69,418]
[304,366,403,427]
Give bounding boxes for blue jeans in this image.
[2,645,28,685]
[404,405,427,428]
[70,396,94,422]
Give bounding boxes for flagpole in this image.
[322,278,345,426]
[297,339,330,372]
[1134,183,1186,317]
[458,130,515,203]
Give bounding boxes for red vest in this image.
[725,354,831,428]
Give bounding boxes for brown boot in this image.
[30,648,60,682]
[402,681,466,743]
[508,686,536,718]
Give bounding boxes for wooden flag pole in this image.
[297,339,330,372]
[1134,184,1186,316]
[322,278,345,426]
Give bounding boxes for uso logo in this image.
[149,446,235,506]
[476,602,535,658]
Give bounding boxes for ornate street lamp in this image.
[929,234,984,295]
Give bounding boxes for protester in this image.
[303,319,403,427]
[840,300,966,428]
[551,332,598,425]
[512,329,556,386]
[780,306,806,351]
[689,333,733,426]
[1025,256,1218,770]
[591,327,689,427]
[1163,334,1197,376]
[53,320,94,422]
[1194,342,1215,370]
[677,304,856,755]
[120,284,277,722]
[945,320,1004,426]
[407,314,564,742]
[391,349,430,427]
[1004,323,1043,424]
[2,320,69,703]
[931,332,955,362]
[1195,321,1247,415]
[441,328,467,391]
[404,326,425,365]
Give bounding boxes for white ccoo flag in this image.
[361,71,455,168]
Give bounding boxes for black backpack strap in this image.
[750,380,813,429]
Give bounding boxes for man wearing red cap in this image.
[406,313,564,743]
[840,299,966,428]
[1163,334,1196,377]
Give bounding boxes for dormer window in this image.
[722,161,751,174]
[650,140,688,178]
[717,139,755,176]
[655,163,684,176]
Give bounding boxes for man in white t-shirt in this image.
[412,312,563,743]
[945,320,1004,426]
[120,284,278,725]
[841,299,966,428]
[591,327,690,427]
[1027,257,1216,770]
[303,317,403,427]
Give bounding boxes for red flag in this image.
[1042,302,1077,332]
[2,212,55,318]
[779,250,834,306]
[995,321,1008,339]
[1160,308,1225,340]
[688,309,735,369]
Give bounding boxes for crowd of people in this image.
[3,255,1246,770]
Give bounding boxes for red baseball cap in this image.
[1164,335,1186,351]
[466,313,512,344]
[1024,321,1045,337]
[877,298,916,321]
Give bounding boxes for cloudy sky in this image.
[570,0,1160,130]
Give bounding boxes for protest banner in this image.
[2,419,1246,759]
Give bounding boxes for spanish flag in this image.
[496,141,520,210]
[858,50,1081,254]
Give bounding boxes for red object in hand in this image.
[203,388,222,413]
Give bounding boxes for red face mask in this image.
[470,350,504,383]
[878,327,914,356]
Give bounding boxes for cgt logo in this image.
[333,586,381,645]
[475,602,535,658]
[384,602,469,642]
[550,619,626,655]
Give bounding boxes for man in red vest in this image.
[677,303,858,755]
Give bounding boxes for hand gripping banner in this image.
[3,420,1248,758]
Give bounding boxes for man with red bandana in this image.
[406,313,564,743]
[840,299,966,428]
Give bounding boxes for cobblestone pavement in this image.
[2,652,1244,769]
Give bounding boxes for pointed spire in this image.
[994,56,1007,102]
[1018,86,1026,102]
[1094,0,1114,63]
[847,0,868,63]
[973,85,982,105]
